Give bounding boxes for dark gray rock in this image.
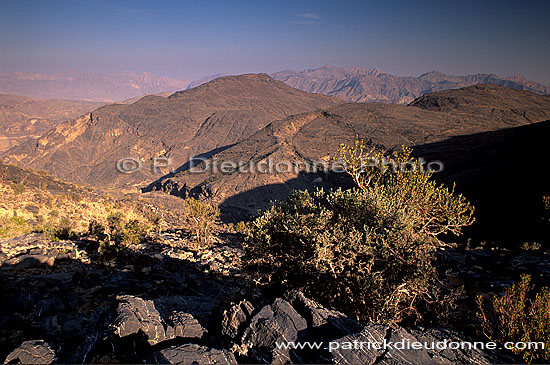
[329,324,389,364]
[111,295,166,345]
[241,298,307,364]
[153,295,217,324]
[150,344,237,364]
[165,311,205,339]
[221,299,255,339]
[4,340,55,364]
[285,290,362,337]
[110,295,205,345]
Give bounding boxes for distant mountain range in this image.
[0,70,189,102]
[3,66,548,105]
[271,65,550,104]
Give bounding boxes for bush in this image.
[477,274,550,363]
[100,212,150,245]
[39,216,79,241]
[88,212,151,261]
[184,197,219,246]
[244,142,474,325]
[235,221,249,234]
[10,182,26,195]
[0,215,31,238]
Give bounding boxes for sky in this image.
[1,0,549,84]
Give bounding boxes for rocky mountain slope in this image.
[147,84,550,215]
[0,94,104,152]
[0,70,189,102]
[272,65,550,104]
[186,73,226,89]
[145,85,550,244]
[1,74,343,188]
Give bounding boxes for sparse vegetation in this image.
[521,241,542,251]
[234,221,249,234]
[0,164,163,247]
[0,214,31,238]
[184,197,220,246]
[38,216,79,241]
[477,274,550,363]
[245,141,474,325]
[10,182,26,195]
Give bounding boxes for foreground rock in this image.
[241,298,308,363]
[150,344,237,364]
[234,293,513,364]
[329,325,511,364]
[111,295,206,345]
[221,299,255,339]
[4,340,55,364]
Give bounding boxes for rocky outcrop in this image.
[110,295,205,345]
[234,296,514,364]
[328,325,511,364]
[241,298,308,363]
[150,344,237,364]
[221,300,255,339]
[4,340,55,364]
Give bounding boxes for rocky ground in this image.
[2,232,548,364]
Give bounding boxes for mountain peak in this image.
[170,73,280,98]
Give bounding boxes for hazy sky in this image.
[1,0,549,83]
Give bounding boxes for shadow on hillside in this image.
[142,143,236,193]
[221,121,550,247]
[413,120,550,246]
[219,170,355,222]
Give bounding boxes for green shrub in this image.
[10,182,26,195]
[244,142,474,325]
[0,215,31,238]
[39,216,79,241]
[88,213,150,261]
[235,221,249,234]
[122,219,149,245]
[184,197,219,246]
[103,212,150,245]
[477,274,550,363]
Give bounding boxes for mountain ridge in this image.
[271,65,550,104]
[0,94,105,152]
